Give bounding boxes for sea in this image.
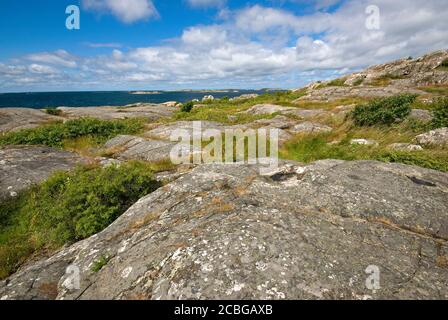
[0,89,278,109]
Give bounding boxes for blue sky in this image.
[0,0,447,92]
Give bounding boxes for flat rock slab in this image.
[1,160,447,300]
[0,108,63,133]
[242,104,295,115]
[104,135,200,163]
[57,104,177,121]
[0,146,88,199]
[145,121,226,140]
[297,86,425,102]
[288,122,333,135]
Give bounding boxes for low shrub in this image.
[0,117,145,148]
[44,107,62,116]
[0,161,161,279]
[431,97,448,128]
[180,101,195,113]
[351,94,417,126]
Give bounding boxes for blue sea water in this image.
[0,90,275,109]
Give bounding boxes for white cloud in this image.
[1,0,448,91]
[26,50,77,68]
[82,0,159,23]
[85,42,123,48]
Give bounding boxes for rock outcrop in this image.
[0,108,63,133]
[57,104,177,121]
[1,160,447,300]
[297,50,448,102]
[0,146,88,199]
[416,128,448,147]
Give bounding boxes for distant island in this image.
[129,91,162,95]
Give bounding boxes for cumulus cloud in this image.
[26,50,77,68]
[1,0,448,91]
[82,0,159,23]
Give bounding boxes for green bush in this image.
[44,107,62,116]
[432,97,448,128]
[0,161,161,279]
[0,117,145,148]
[180,101,195,113]
[441,59,448,68]
[351,94,417,126]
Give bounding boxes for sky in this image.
[0,0,447,92]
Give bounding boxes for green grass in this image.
[419,85,448,96]
[281,134,448,172]
[91,255,111,273]
[172,90,307,124]
[437,59,448,71]
[0,161,161,279]
[0,117,146,148]
[316,78,347,89]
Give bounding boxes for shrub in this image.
[0,161,161,279]
[432,97,448,128]
[441,59,448,68]
[0,117,145,148]
[180,101,195,113]
[44,107,62,116]
[351,94,417,126]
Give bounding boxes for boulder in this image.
[388,143,423,152]
[0,146,88,199]
[1,160,447,300]
[409,109,433,123]
[351,139,379,146]
[415,128,448,147]
[202,95,215,102]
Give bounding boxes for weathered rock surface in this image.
[0,108,63,133]
[351,139,379,146]
[145,121,226,141]
[0,146,88,199]
[296,86,424,102]
[415,128,448,147]
[253,116,297,129]
[1,160,447,300]
[104,135,200,162]
[57,104,176,121]
[296,50,448,102]
[388,143,424,152]
[344,50,448,87]
[409,109,433,123]
[243,104,295,115]
[288,122,333,135]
